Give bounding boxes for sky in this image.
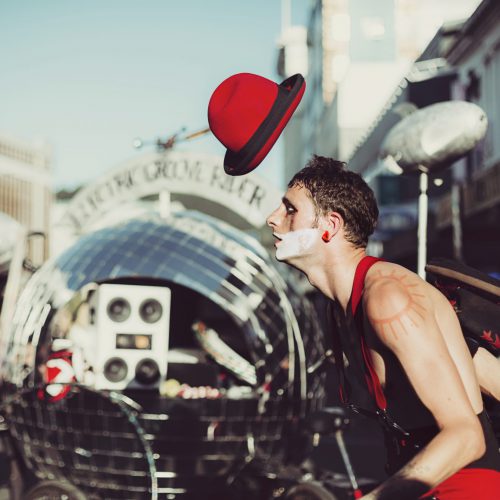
[0,0,308,190]
[0,1,482,193]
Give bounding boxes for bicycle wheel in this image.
[23,479,87,500]
[285,481,338,500]
[3,385,158,500]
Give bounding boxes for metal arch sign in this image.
[60,151,281,232]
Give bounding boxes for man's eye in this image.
[286,205,296,214]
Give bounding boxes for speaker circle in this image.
[139,298,163,324]
[103,357,128,382]
[106,298,131,322]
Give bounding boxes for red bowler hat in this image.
[208,72,306,176]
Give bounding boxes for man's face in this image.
[266,184,322,263]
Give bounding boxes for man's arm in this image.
[473,346,500,401]
[360,269,485,499]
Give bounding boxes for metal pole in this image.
[451,182,464,262]
[417,168,428,279]
[334,430,362,498]
[281,0,291,31]
[159,190,171,219]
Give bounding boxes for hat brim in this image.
[224,74,305,176]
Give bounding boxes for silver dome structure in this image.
[0,210,327,499]
[0,211,23,274]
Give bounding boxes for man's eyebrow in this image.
[282,196,296,208]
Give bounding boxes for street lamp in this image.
[133,127,210,151]
[379,101,488,279]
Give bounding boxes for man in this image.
[266,156,500,499]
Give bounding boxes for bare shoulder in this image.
[363,261,431,305]
[362,262,437,346]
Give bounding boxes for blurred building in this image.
[337,0,500,273]
[435,0,500,273]
[277,0,499,272]
[276,0,309,183]
[294,0,428,174]
[346,21,460,265]
[0,133,52,266]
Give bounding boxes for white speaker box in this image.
[89,283,171,390]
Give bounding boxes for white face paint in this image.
[274,228,320,261]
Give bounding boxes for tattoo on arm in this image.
[366,270,427,342]
[400,461,432,477]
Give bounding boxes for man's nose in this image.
[266,207,279,228]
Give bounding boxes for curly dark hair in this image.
[288,155,379,248]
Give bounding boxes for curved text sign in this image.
[61,151,281,232]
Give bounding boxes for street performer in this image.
[266,155,500,499]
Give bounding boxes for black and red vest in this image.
[329,256,500,473]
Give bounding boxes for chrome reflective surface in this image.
[1,210,327,498]
[0,211,23,271]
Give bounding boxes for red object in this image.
[350,256,382,315]
[481,329,500,349]
[37,350,76,402]
[351,256,387,410]
[208,72,305,176]
[322,231,330,242]
[421,468,500,499]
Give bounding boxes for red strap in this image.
[351,256,387,411]
[361,336,387,410]
[351,256,382,315]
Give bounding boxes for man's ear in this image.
[326,211,344,237]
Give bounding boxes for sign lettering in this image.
[61,151,280,233]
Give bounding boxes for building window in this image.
[360,17,386,41]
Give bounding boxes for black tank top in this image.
[329,256,500,474]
